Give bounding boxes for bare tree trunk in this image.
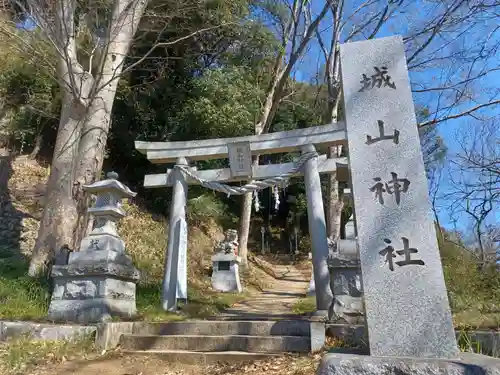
[237,1,334,264]
[29,133,43,159]
[28,91,83,276]
[237,74,281,266]
[239,192,252,267]
[72,0,149,246]
[476,224,485,268]
[326,146,343,241]
[238,157,260,267]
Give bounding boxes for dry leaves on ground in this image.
[206,354,321,375]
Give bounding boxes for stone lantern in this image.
[48,172,141,323]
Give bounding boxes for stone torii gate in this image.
[135,123,350,314]
[137,36,459,360]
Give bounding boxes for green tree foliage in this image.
[440,230,500,319]
[179,67,262,139]
[0,0,465,256]
[0,27,59,152]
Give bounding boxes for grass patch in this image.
[453,310,500,330]
[292,296,316,315]
[120,200,250,321]
[0,198,249,322]
[0,257,50,320]
[136,283,248,321]
[0,335,97,375]
[457,330,485,355]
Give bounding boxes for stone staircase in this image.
[119,320,312,365]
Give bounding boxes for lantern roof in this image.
[82,172,137,198]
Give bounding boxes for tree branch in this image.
[419,99,500,127]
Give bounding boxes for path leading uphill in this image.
[219,261,310,320]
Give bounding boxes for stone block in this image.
[78,234,126,253]
[339,36,458,358]
[317,353,500,375]
[51,261,140,281]
[51,277,136,301]
[69,248,132,266]
[48,257,139,323]
[344,220,356,240]
[328,241,364,324]
[329,295,364,325]
[95,322,134,350]
[0,321,96,342]
[211,254,242,293]
[48,298,137,324]
[310,320,326,353]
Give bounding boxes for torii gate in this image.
[135,35,459,359]
[135,123,350,314]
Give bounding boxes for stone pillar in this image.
[47,172,140,323]
[301,144,332,314]
[162,157,188,311]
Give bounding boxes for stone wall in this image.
[0,200,39,257]
[0,154,45,258]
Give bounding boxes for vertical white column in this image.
[162,157,188,311]
[302,144,333,313]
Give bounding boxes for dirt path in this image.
[220,262,309,319]
[29,352,319,375]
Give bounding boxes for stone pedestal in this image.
[48,249,140,323]
[328,240,364,324]
[211,253,242,293]
[317,353,500,375]
[47,172,140,324]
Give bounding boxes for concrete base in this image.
[317,352,500,375]
[48,298,137,324]
[0,321,96,342]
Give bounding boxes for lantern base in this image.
[48,250,140,324]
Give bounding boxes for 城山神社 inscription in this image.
[340,35,459,359]
[379,237,425,272]
[369,172,411,205]
[358,66,397,92]
[366,120,400,145]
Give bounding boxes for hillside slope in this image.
[0,155,269,321]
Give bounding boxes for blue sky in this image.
[289,0,499,236]
[17,2,498,239]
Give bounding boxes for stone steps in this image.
[122,349,285,365]
[117,320,314,364]
[119,334,311,353]
[130,320,310,336]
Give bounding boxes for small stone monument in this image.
[211,229,242,293]
[47,172,140,323]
